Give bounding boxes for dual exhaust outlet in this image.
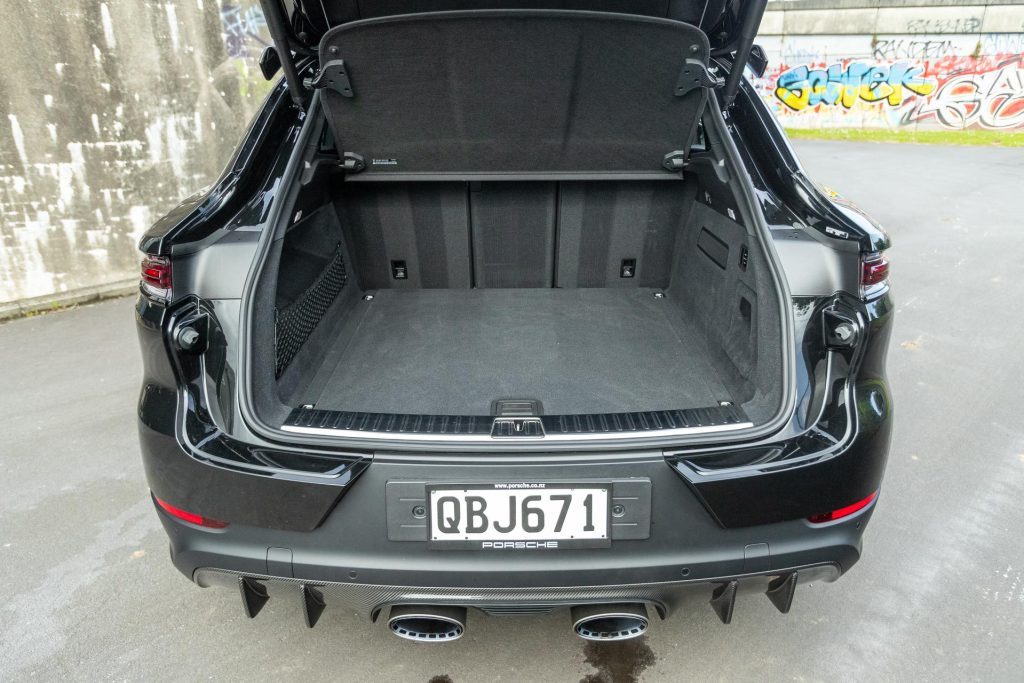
[238,572,799,638]
[387,603,649,642]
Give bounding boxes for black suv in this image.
[136,0,892,642]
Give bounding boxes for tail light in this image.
[141,254,172,301]
[860,252,889,297]
[807,491,877,524]
[155,497,228,528]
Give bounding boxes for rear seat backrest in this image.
[556,181,684,288]
[336,180,684,290]
[335,183,472,289]
[470,183,557,288]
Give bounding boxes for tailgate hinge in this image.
[309,59,354,98]
[662,150,687,172]
[675,59,724,97]
[341,152,365,173]
[300,152,365,183]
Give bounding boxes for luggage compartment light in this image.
[807,491,878,524]
[155,497,228,529]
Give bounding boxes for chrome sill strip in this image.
[281,421,754,443]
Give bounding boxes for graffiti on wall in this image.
[908,57,1024,129]
[762,44,1024,131]
[0,0,273,303]
[905,18,982,35]
[774,61,935,111]
[220,4,268,59]
[872,39,957,61]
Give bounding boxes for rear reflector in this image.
[860,252,889,294]
[807,491,878,524]
[155,497,228,528]
[140,254,172,301]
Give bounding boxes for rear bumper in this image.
[151,449,875,613]
[138,290,892,615]
[193,563,841,620]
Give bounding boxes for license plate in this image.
[427,484,610,549]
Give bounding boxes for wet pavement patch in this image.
[580,637,656,683]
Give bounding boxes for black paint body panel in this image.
[134,36,893,601]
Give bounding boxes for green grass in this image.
[784,127,1024,147]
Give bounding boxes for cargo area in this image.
[243,10,787,439]
[249,178,785,432]
[303,288,728,416]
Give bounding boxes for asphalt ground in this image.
[2,141,1023,681]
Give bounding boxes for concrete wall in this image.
[757,0,1024,129]
[0,0,271,305]
[2,1,1022,306]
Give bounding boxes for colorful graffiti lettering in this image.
[909,59,1024,130]
[763,52,1024,130]
[774,61,936,111]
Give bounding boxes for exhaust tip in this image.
[387,605,466,642]
[572,603,649,641]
